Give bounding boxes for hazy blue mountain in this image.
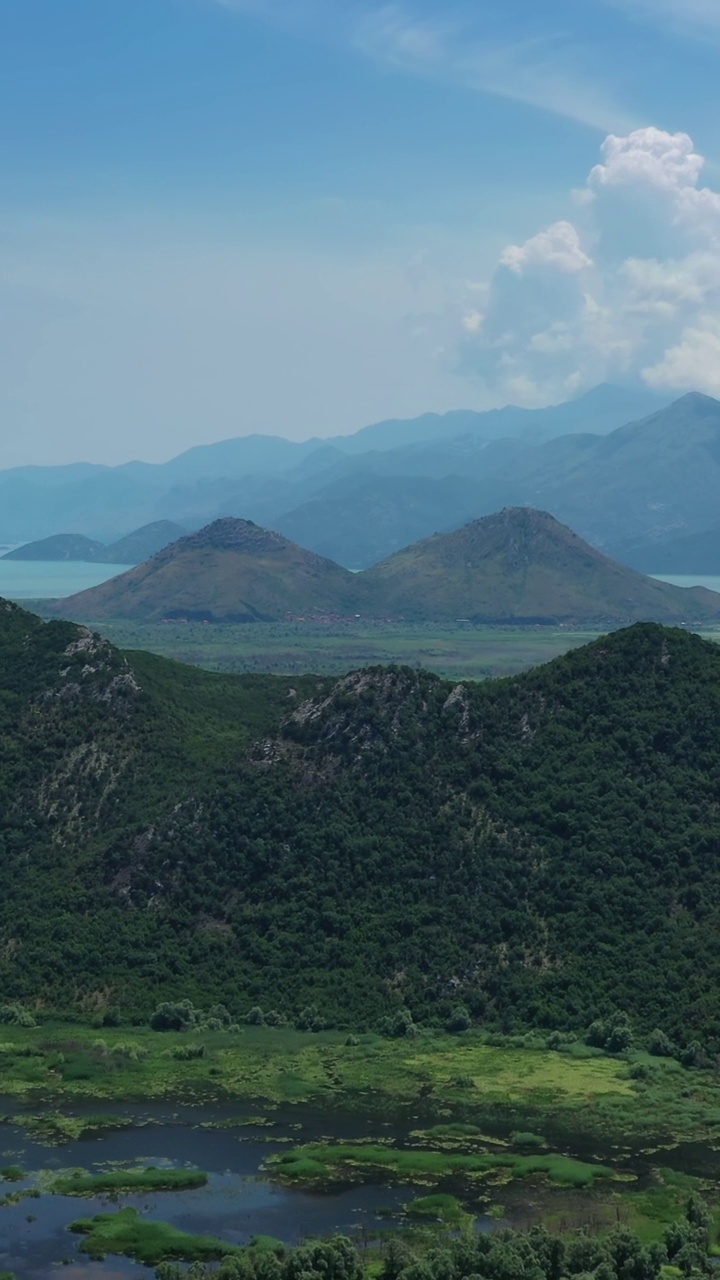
[331,383,667,454]
[2,521,188,566]
[509,392,720,551]
[101,520,187,563]
[0,384,667,544]
[611,524,720,575]
[273,474,497,569]
[2,533,105,562]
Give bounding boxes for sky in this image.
[2,0,720,466]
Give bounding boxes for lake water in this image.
[651,574,720,593]
[0,562,127,600]
[2,1094,719,1280]
[0,1100,445,1279]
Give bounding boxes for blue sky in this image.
[2,0,720,465]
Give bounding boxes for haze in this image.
[3,0,720,467]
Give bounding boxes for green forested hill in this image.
[3,600,720,1049]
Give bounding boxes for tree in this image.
[149,999,197,1031]
[446,1006,471,1033]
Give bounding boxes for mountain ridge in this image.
[2,521,186,566]
[52,509,720,626]
[0,383,667,546]
[3,600,720,1046]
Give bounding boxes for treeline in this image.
[154,1199,714,1280]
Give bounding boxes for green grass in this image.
[404,1194,471,1225]
[70,1207,244,1264]
[0,1023,714,1151]
[510,1132,547,1148]
[0,1165,24,1182]
[269,1140,614,1188]
[28,614,603,681]
[15,1110,134,1144]
[542,1167,714,1246]
[51,1166,208,1195]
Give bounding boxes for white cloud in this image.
[209,0,636,132]
[500,222,592,275]
[457,127,720,404]
[642,318,720,396]
[588,128,720,235]
[352,3,635,132]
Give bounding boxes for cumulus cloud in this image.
[643,318,720,396]
[457,126,720,404]
[500,222,592,275]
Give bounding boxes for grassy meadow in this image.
[22,610,606,678]
[21,606,720,680]
[0,1022,717,1147]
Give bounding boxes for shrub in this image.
[207,1004,232,1027]
[296,1005,325,1032]
[378,1008,416,1039]
[150,1000,197,1032]
[0,1004,36,1028]
[245,1006,265,1026]
[110,1040,147,1061]
[162,1043,205,1061]
[648,1028,676,1058]
[586,1014,633,1053]
[680,1040,705,1068]
[446,1006,471,1033]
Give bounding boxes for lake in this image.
[0,562,127,600]
[2,1093,719,1280]
[0,1099,491,1279]
[651,574,720,593]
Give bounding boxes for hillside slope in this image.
[512,392,720,549]
[2,533,105,562]
[54,518,378,621]
[102,520,187,564]
[363,508,720,623]
[3,604,720,1046]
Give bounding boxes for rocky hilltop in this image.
[3,601,720,1046]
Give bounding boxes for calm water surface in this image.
[0,1100,454,1280]
[0,561,127,600]
[2,1096,719,1280]
[652,574,720,593]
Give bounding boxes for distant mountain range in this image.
[0,384,672,564]
[610,525,720,576]
[2,521,185,565]
[53,510,720,626]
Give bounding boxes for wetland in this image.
[1,1025,720,1277]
